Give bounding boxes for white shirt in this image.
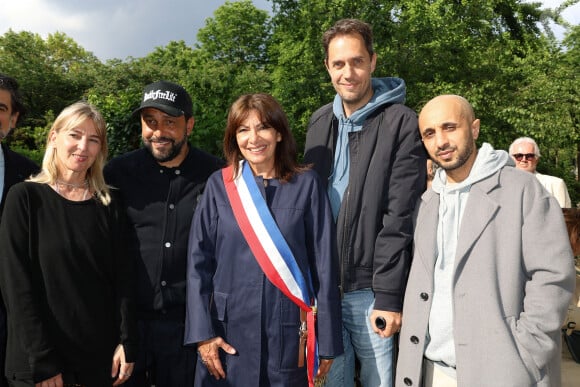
[535,172,572,208]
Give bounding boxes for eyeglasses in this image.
[512,153,536,161]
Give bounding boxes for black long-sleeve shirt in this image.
[104,145,224,320]
[0,182,137,383]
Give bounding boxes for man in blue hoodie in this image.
[304,19,426,387]
[395,95,575,387]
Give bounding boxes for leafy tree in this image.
[196,0,271,66]
[185,0,272,157]
[0,30,102,124]
[89,1,272,158]
[0,30,102,156]
[1,0,578,203]
[268,0,549,149]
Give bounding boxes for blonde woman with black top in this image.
[0,102,137,387]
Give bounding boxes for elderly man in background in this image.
[509,136,572,207]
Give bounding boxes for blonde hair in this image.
[28,101,111,205]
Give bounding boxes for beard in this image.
[143,133,188,163]
[436,140,476,172]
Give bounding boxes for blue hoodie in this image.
[328,77,406,219]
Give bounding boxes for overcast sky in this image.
[1,0,578,61]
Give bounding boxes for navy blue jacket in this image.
[185,168,343,386]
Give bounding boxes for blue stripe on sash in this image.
[240,162,312,303]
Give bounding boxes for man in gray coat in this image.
[396,95,575,387]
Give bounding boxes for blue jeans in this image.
[324,289,393,387]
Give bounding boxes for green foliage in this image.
[185,59,271,157]
[7,145,43,166]
[0,30,102,126]
[0,29,102,154]
[196,0,271,66]
[185,0,272,156]
[1,0,579,203]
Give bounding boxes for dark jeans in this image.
[123,319,196,387]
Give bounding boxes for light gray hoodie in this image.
[424,143,511,375]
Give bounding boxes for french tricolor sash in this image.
[222,161,319,387]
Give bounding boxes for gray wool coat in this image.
[396,166,575,387]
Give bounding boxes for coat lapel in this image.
[454,172,501,274]
[415,189,440,272]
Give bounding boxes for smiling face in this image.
[419,95,480,183]
[325,33,376,117]
[50,118,101,179]
[141,107,193,167]
[236,109,281,177]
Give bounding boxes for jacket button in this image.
[404,377,413,385]
[420,292,429,301]
[410,335,420,344]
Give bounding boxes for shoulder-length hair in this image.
[28,101,111,205]
[223,93,306,182]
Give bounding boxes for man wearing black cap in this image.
[104,80,224,387]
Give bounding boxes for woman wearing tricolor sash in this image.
[184,94,343,387]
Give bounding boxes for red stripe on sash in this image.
[222,165,318,387]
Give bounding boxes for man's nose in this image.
[435,132,449,149]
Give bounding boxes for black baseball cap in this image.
[133,80,193,117]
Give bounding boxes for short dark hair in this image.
[322,19,374,61]
[0,73,26,123]
[223,93,305,182]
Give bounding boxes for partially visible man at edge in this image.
[304,19,426,387]
[396,94,575,387]
[0,74,39,387]
[104,80,224,387]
